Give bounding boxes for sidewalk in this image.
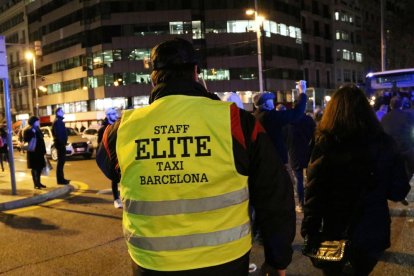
[0,166,73,211]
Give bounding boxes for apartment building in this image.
[20,0,303,123]
[1,0,411,124]
[0,0,33,121]
[300,0,334,107]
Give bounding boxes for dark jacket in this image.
[97,117,110,145]
[381,109,414,153]
[301,133,410,254]
[253,93,307,164]
[96,80,296,272]
[286,114,316,170]
[24,126,46,170]
[51,115,67,147]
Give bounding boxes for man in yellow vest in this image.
[96,38,295,275]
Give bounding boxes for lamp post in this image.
[380,0,386,71]
[246,0,264,93]
[25,51,39,116]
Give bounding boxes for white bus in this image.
[365,68,414,108]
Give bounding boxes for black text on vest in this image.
[135,136,211,160]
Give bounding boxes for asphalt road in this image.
[0,156,413,275]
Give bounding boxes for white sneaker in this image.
[114,199,123,209]
[248,263,257,273]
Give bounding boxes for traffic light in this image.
[34,40,42,56]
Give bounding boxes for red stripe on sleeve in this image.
[230,104,246,149]
[102,125,112,160]
[251,120,265,142]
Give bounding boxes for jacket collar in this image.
[149,80,220,103]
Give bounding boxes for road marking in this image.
[97,188,112,194]
[2,181,89,214]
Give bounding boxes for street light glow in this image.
[246,9,254,15]
[25,50,39,116]
[256,15,265,24]
[25,51,34,60]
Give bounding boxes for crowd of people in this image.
[1,37,409,275]
[94,38,412,275]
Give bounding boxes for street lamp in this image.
[25,51,39,116]
[246,3,264,93]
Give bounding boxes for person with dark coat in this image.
[301,85,410,275]
[52,107,70,185]
[97,107,122,208]
[253,82,307,165]
[381,96,414,179]
[286,113,316,212]
[24,116,47,189]
[96,38,295,276]
[0,126,7,171]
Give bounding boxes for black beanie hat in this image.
[28,116,39,126]
[150,38,198,71]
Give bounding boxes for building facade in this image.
[0,0,412,125]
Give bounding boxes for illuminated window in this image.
[132,96,150,108]
[170,22,184,34]
[342,49,350,60]
[336,31,341,40]
[335,12,340,20]
[279,24,288,36]
[296,28,302,39]
[289,26,296,38]
[192,20,203,39]
[270,21,277,34]
[202,68,230,81]
[128,49,150,61]
[50,83,61,93]
[356,52,363,62]
[227,20,251,33]
[169,21,192,35]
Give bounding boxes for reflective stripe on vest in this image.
[117,95,251,271]
[124,221,250,251]
[124,187,249,216]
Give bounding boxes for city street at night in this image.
[0,154,413,275]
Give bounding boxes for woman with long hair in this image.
[301,85,410,275]
[24,116,47,189]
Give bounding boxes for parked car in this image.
[40,126,93,161]
[12,132,19,148]
[14,127,28,152]
[81,126,100,149]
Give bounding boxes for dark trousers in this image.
[293,168,305,206]
[131,252,249,276]
[403,149,414,181]
[112,180,119,200]
[56,145,66,182]
[31,168,43,187]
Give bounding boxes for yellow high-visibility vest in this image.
[117,95,251,271]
